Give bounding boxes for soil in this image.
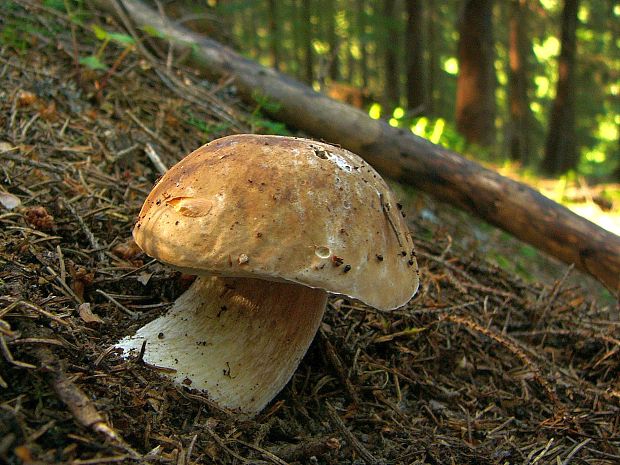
[1,3,619,464]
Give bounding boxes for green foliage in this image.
[248,91,290,135]
[0,24,32,52]
[186,113,232,137]
[370,103,467,154]
[78,55,107,71]
[43,0,66,10]
[251,90,283,114]
[62,0,89,26]
[0,1,58,52]
[141,24,166,39]
[250,118,290,136]
[91,25,135,46]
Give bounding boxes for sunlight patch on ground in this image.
[564,203,620,235]
[496,164,620,237]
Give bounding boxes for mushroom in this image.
[116,134,419,415]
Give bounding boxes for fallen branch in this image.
[96,0,620,294]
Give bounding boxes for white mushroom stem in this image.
[115,276,327,415]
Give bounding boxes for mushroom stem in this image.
[115,276,327,414]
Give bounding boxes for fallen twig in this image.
[144,142,168,175]
[326,403,379,465]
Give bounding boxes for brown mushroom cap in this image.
[133,134,418,310]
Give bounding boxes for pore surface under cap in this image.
[133,134,419,310]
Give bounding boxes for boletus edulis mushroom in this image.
[116,134,419,415]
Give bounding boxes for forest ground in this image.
[1,3,619,464]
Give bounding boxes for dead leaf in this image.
[78,303,103,324]
[24,206,55,231]
[0,192,21,210]
[17,90,38,107]
[112,239,142,260]
[0,141,14,152]
[137,271,153,285]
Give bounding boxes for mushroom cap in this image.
[133,134,419,310]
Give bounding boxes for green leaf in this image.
[79,55,108,71]
[263,121,289,135]
[43,0,66,11]
[141,24,165,39]
[91,24,109,41]
[108,32,135,46]
[519,245,537,259]
[493,254,511,271]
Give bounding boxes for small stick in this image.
[326,403,379,465]
[233,439,289,465]
[268,436,341,463]
[20,113,39,139]
[126,110,177,155]
[185,433,198,465]
[57,245,67,283]
[0,334,36,369]
[145,143,168,175]
[62,197,107,263]
[204,427,252,464]
[0,150,67,175]
[34,346,140,459]
[9,337,66,347]
[6,299,69,326]
[562,438,592,465]
[319,331,360,404]
[182,391,234,417]
[46,266,83,304]
[96,289,138,318]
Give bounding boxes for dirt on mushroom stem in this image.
[0,3,618,464]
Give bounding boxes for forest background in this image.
[155,0,619,226]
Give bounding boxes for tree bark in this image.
[456,0,496,147]
[356,0,369,88]
[542,0,579,174]
[426,6,437,115]
[267,0,280,71]
[96,0,620,294]
[382,0,400,112]
[325,0,340,81]
[292,0,304,80]
[405,0,425,113]
[302,0,314,84]
[508,0,532,164]
[245,2,260,59]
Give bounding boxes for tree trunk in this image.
[508,0,532,164]
[267,0,280,71]
[325,0,340,81]
[542,0,579,174]
[292,0,304,80]
[344,8,355,82]
[382,0,400,112]
[95,0,620,294]
[456,0,496,147]
[356,0,369,88]
[405,0,425,113]
[426,6,437,115]
[302,0,314,84]
[245,3,260,59]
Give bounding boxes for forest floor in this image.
[1,3,619,464]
